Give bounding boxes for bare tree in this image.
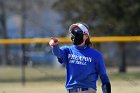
[0,0,9,65]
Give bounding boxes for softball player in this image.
[49,23,111,93]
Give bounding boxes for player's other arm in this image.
[96,52,111,93]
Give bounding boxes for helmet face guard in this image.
[69,23,89,45]
[70,29,84,45]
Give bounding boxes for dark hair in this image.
[85,37,93,47]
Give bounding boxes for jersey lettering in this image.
[68,54,92,65]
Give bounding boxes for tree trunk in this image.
[0,0,9,65]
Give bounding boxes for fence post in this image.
[119,42,126,73]
[21,0,27,86]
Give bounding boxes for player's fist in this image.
[49,37,59,47]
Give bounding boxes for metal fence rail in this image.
[0,36,140,44]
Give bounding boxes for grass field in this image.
[0,66,140,93]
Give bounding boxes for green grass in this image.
[0,66,139,82]
[0,66,139,93]
[0,66,66,82]
[109,72,140,80]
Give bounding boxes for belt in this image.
[68,88,88,92]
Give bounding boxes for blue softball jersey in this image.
[52,45,110,90]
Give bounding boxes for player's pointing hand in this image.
[49,37,59,47]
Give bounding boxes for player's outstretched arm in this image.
[49,37,61,58]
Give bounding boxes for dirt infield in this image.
[0,80,140,93]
